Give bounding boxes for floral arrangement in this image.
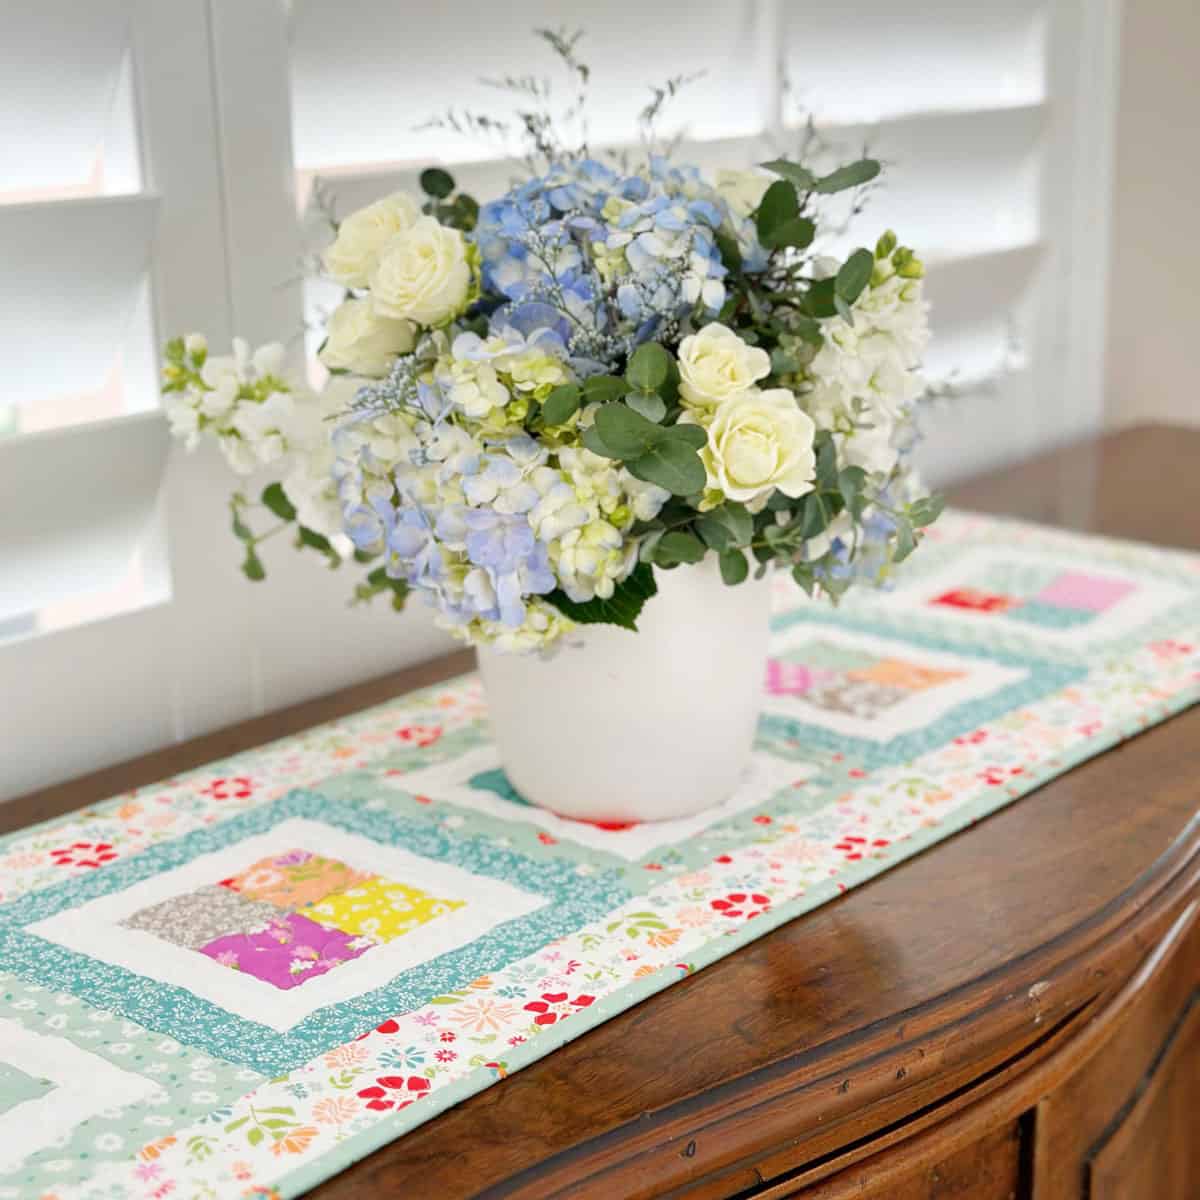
[161,32,942,654]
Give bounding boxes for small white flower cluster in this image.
[804,241,931,477]
[319,193,476,378]
[161,335,346,537]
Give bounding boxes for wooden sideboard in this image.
[7,425,1199,1199]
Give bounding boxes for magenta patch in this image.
[1037,571,1135,613]
[198,912,371,989]
[766,660,830,696]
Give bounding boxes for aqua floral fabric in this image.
[0,511,1195,1200]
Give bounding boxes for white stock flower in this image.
[369,216,473,327]
[714,169,771,219]
[677,323,771,410]
[319,298,415,377]
[692,387,817,506]
[322,192,421,288]
[838,419,899,475]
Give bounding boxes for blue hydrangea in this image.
[472,157,764,370]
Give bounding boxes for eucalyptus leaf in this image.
[763,215,815,251]
[909,493,946,527]
[815,431,839,493]
[626,342,671,392]
[653,531,707,566]
[755,179,799,244]
[541,384,581,426]
[760,159,816,191]
[813,158,881,195]
[719,548,750,585]
[594,402,660,458]
[838,465,869,519]
[581,375,629,404]
[625,390,667,423]
[835,248,874,306]
[714,230,742,273]
[893,517,917,563]
[581,423,615,458]
[668,423,708,450]
[626,437,707,496]
[695,502,754,550]
[791,562,816,596]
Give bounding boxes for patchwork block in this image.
[305,876,465,943]
[220,849,372,908]
[120,883,282,949]
[198,911,371,989]
[1037,569,1135,612]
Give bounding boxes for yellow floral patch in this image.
[304,876,466,943]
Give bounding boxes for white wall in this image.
[1106,0,1200,429]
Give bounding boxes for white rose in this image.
[319,298,415,377]
[677,323,771,410]
[694,387,816,505]
[714,169,771,219]
[370,217,473,327]
[322,192,421,288]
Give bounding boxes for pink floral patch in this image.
[198,912,371,989]
[49,841,117,869]
[522,992,595,1026]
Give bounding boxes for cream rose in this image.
[369,217,473,327]
[318,298,415,377]
[677,322,771,410]
[695,387,817,505]
[322,192,421,288]
[714,169,771,219]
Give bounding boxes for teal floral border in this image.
[0,790,629,1075]
[760,609,1087,769]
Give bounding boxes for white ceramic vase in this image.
[476,558,773,823]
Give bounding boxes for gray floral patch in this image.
[120,885,282,950]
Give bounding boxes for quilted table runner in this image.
[1,511,1198,1200]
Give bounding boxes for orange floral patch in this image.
[851,658,965,691]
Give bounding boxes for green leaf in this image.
[835,248,874,306]
[544,562,658,631]
[297,525,340,567]
[231,511,253,542]
[814,431,839,493]
[909,493,945,527]
[755,179,799,245]
[581,375,629,404]
[669,423,708,450]
[247,1127,264,1148]
[652,531,706,566]
[241,547,266,582]
[626,435,706,496]
[581,423,616,459]
[798,491,833,539]
[834,294,855,325]
[719,548,749,585]
[540,383,581,426]
[760,159,816,191]
[791,314,824,348]
[838,465,869,519]
[893,517,917,563]
[625,390,667,423]
[763,215,815,251]
[594,403,660,459]
[714,230,742,273]
[791,562,817,596]
[419,167,455,198]
[695,502,754,551]
[626,342,671,392]
[802,277,838,318]
[813,158,881,194]
[261,481,297,522]
[224,1117,249,1134]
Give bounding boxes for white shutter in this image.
[0,0,1122,800]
